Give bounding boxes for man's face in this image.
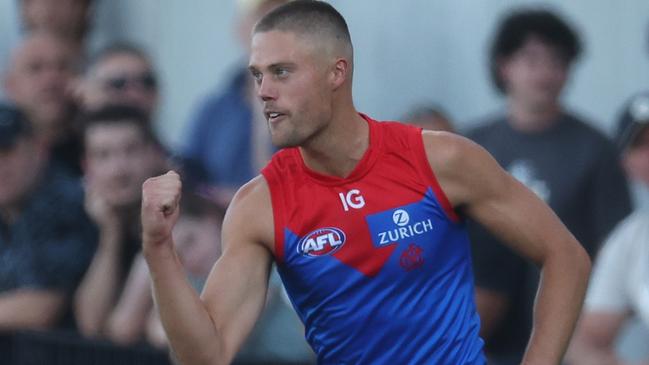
[5,34,75,130]
[0,138,45,207]
[624,127,649,187]
[21,0,90,38]
[500,36,569,110]
[249,30,333,148]
[84,122,157,208]
[82,53,158,115]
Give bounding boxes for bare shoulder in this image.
[229,175,271,210]
[421,130,509,208]
[222,175,275,254]
[421,130,489,170]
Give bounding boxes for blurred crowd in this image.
[0,1,647,364]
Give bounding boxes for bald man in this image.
[3,32,81,175]
[141,2,590,364]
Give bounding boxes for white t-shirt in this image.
[586,211,649,325]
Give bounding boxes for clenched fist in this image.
[141,171,182,250]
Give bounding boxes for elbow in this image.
[74,303,102,338]
[542,238,591,289]
[106,316,141,346]
[572,241,592,286]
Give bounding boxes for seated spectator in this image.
[3,32,82,176]
[73,105,163,338]
[18,0,95,59]
[0,103,95,330]
[402,103,455,132]
[106,189,314,362]
[567,92,649,365]
[105,191,223,347]
[75,43,159,116]
[180,0,287,206]
[1,0,96,102]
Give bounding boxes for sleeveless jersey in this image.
[261,115,485,364]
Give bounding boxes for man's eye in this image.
[276,68,289,77]
[250,71,262,83]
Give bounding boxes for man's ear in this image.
[330,58,349,90]
[496,56,511,91]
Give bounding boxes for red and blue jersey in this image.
[261,115,485,364]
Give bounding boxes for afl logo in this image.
[298,227,346,257]
[392,209,410,226]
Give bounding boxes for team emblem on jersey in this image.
[400,243,424,271]
[298,227,347,257]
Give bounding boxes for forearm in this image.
[565,341,619,365]
[106,256,153,344]
[523,244,591,364]
[74,231,122,336]
[145,243,225,365]
[0,290,65,330]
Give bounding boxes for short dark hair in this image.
[86,42,152,74]
[78,104,158,147]
[254,0,351,46]
[489,8,582,93]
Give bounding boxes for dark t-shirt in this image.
[466,113,632,363]
[0,166,96,293]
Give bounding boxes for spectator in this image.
[402,103,455,132]
[105,191,223,346]
[107,189,314,362]
[3,32,82,176]
[180,0,288,206]
[566,92,649,365]
[466,8,632,364]
[18,0,95,58]
[75,43,159,116]
[74,105,163,338]
[1,0,97,101]
[0,103,95,330]
[617,92,649,208]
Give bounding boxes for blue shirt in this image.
[181,68,264,188]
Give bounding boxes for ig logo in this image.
[392,209,410,226]
[339,189,365,211]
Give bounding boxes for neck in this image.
[507,97,562,132]
[299,101,368,178]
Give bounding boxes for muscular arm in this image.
[425,132,591,364]
[142,172,273,365]
[0,289,65,330]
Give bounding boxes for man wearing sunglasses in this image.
[76,43,158,116]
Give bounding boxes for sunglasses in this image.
[102,72,157,92]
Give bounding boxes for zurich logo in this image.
[298,227,346,257]
[392,209,410,226]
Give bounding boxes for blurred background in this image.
[2,0,647,147]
